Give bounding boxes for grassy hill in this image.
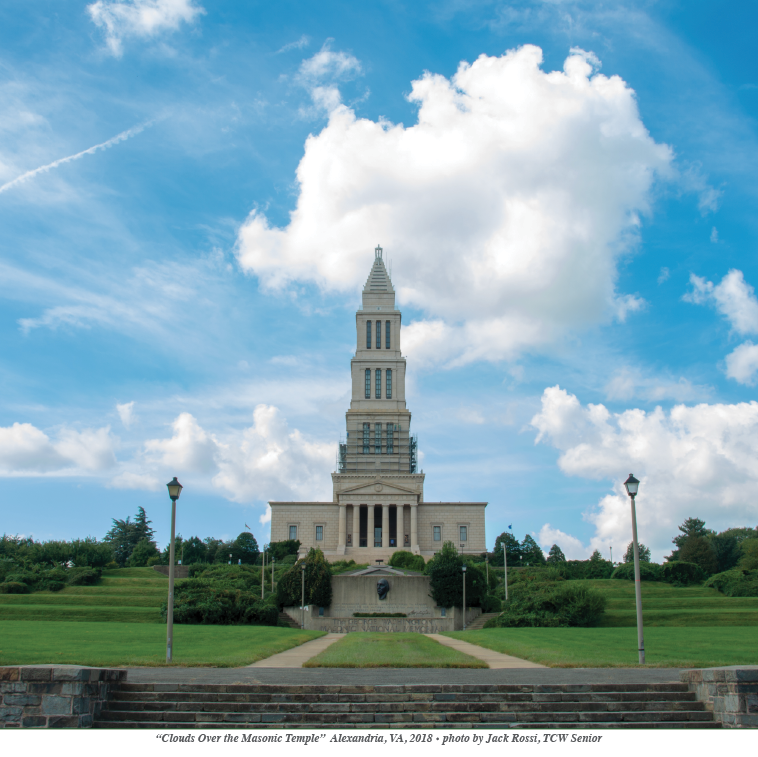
[578,579,758,626]
[0,568,169,623]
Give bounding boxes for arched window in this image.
[365,368,371,398]
[386,369,392,399]
[363,423,370,454]
[376,320,381,349]
[386,320,391,349]
[366,321,371,349]
[375,368,381,398]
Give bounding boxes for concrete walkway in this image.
[248,633,343,668]
[426,634,546,669]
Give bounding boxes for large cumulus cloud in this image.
[236,45,672,367]
[531,386,758,560]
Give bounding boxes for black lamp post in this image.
[462,565,467,631]
[300,563,306,630]
[624,473,645,664]
[165,477,182,663]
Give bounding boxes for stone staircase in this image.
[465,613,500,631]
[94,682,719,729]
[278,612,300,629]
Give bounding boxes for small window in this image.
[433,526,441,542]
[459,526,467,542]
[319,607,324,617]
[365,368,371,399]
[363,423,370,454]
[375,368,381,398]
[376,320,381,349]
[316,525,323,541]
[386,369,392,399]
[375,423,382,454]
[440,607,446,617]
[386,423,394,454]
[289,525,297,540]
[366,320,372,349]
[386,320,391,349]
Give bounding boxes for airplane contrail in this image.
[0,120,154,195]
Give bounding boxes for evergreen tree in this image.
[623,541,651,563]
[103,517,139,566]
[520,535,546,566]
[710,533,740,573]
[546,544,566,564]
[134,507,155,544]
[128,538,159,567]
[492,532,522,567]
[589,549,604,562]
[669,518,714,559]
[679,536,718,575]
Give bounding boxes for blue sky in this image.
[1,1,757,561]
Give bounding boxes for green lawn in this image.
[446,627,758,668]
[580,579,758,626]
[0,620,324,668]
[303,632,487,668]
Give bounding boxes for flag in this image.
[508,524,512,530]
[245,523,250,529]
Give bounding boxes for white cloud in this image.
[725,341,758,386]
[293,42,363,117]
[87,0,205,57]
[108,471,162,491]
[604,367,710,403]
[532,386,758,561]
[117,401,135,428]
[277,35,310,54]
[0,422,117,475]
[237,45,672,368]
[537,524,589,561]
[684,269,758,335]
[139,406,334,504]
[657,267,670,284]
[710,227,719,243]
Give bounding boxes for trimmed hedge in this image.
[164,582,279,625]
[484,579,606,628]
[388,551,425,572]
[704,569,758,597]
[611,562,662,581]
[0,582,29,594]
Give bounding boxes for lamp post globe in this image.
[165,477,182,663]
[623,473,645,664]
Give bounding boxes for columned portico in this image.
[337,503,347,555]
[410,503,418,554]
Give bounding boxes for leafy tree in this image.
[276,548,333,608]
[234,532,259,565]
[267,540,301,561]
[425,541,486,608]
[546,544,566,564]
[181,536,208,565]
[128,538,159,567]
[491,532,522,567]
[738,539,758,570]
[623,541,652,563]
[104,517,139,566]
[668,518,714,560]
[678,536,718,575]
[203,538,224,563]
[520,535,546,566]
[718,527,758,544]
[709,533,740,573]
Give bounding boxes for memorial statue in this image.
[377,578,389,600]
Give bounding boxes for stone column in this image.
[382,503,389,549]
[352,505,360,550]
[410,503,418,554]
[338,503,346,555]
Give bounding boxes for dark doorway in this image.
[389,505,397,547]
[359,505,367,547]
[374,506,382,547]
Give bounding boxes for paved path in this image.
[426,634,546,669]
[248,633,342,668]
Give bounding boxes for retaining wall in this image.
[0,666,126,728]
[681,666,758,728]
[284,605,480,632]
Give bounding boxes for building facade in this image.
[270,246,487,562]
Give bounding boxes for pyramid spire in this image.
[363,245,394,294]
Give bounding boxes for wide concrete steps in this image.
[94,683,719,729]
[278,612,299,629]
[465,613,500,630]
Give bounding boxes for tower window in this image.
[375,423,382,454]
[376,320,381,349]
[316,525,323,541]
[386,321,391,349]
[386,423,394,454]
[363,423,370,454]
[386,369,392,399]
[366,320,371,349]
[365,368,371,398]
[375,368,381,398]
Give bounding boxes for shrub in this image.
[388,551,425,571]
[105,561,119,569]
[662,561,704,586]
[67,567,101,586]
[611,562,662,581]
[165,582,279,625]
[268,539,301,561]
[480,593,502,613]
[739,539,758,571]
[488,581,606,628]
[678,536,718,575]
[46,581,66,592]
[276,548,333,609]
[147,556,162,567]
[188,562,212,577]
[704,569,758,597]
[0,582,29,594]
[5,573,36,586]
[44,568,68,583]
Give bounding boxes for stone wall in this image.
[681,667,758,728]
[329,573,437,618]
[0,666,126,728]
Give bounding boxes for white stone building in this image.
[270,247,487,562]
